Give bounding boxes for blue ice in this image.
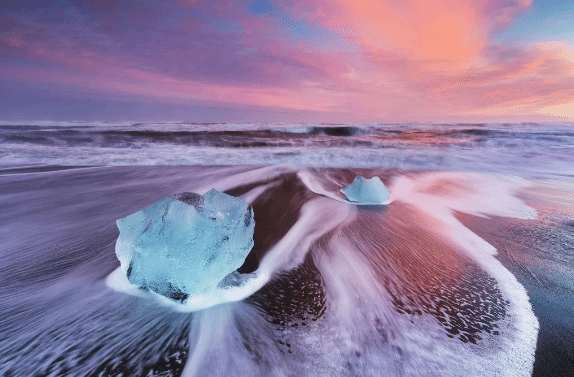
[115,189,255,302]
[340,175,390,205]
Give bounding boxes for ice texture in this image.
[115,189,255,302]
[340,175,390,205]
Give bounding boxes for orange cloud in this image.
[2,0,572,122]
[312,0,502,62]
[538,102,574,121]
[284,0,574,118]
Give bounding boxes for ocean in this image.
[0,122,573,376]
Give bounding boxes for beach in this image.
[1,161,572,376]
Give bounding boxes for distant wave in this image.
[1,122,573,177]
[277,125,372,136]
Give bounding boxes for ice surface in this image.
[115,189,255,302]
[340,175,390,205]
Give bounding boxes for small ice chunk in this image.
[340,175,390,205]
[115,189,255,302]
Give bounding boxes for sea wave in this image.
[1,122,573,177]
[0,165,543,376]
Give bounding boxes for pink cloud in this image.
[0,64,345,113]
[1,0,573,121]
[273,0,574,118]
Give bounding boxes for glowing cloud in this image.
[0,0,573,121]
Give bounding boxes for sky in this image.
[1,0,573,123]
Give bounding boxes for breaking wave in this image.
[1,122,573,176]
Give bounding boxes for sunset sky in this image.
[1,0,573,122]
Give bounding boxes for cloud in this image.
[538,102,574,121]
[1,0,573,121]
[282,0,574,117]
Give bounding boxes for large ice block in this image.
[340,175,390,205]
[115,189,255,302]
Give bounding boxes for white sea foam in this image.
[3,122,574,177]
[107,196,354,312]
[294,169,540,376]
[298,170,393,205]
[388,172,539,376]
[1,164,554,377]
[105,167,541,376]
[106,165,355,312]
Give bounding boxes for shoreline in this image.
[456,199,574,377]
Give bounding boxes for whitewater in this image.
[1,122,573,376]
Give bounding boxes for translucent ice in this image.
[340,175,390,205]
[115,189,255,302]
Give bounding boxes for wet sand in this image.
[456,180,574,377]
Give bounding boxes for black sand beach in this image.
[2,165,568,376]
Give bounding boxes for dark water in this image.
[0,123,573,376]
